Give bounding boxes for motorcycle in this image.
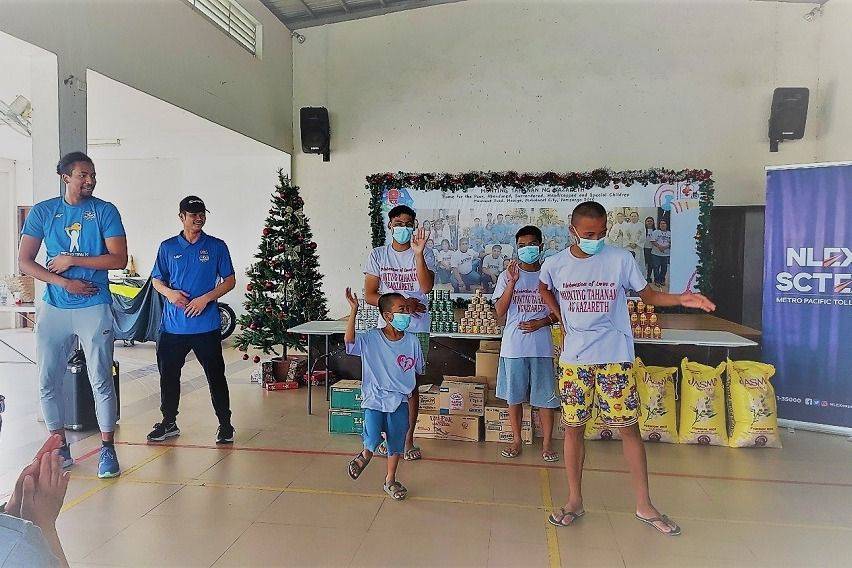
[109,276,237,345]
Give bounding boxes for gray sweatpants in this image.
[35,302,117,433]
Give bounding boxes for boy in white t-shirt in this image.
[492,226,560,462]
[450,238,480,292]
[539,201,715,536]
[480,244,505,292]
[363,205,435,461]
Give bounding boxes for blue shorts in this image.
[496,357,560,408]
[363,403,410,456]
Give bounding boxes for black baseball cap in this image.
[179,196,209,213]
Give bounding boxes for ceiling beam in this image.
[296,0,317,18]
[284,0,465,30]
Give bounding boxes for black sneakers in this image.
[147,422,180,442]
[216,424,235,444]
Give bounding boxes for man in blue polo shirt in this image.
[148,196,236,444]
[18,152,127,479]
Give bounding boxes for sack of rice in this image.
[584,401,623,441]
[678,358,728,446]
[635,358,678,443]
[725,359,782,448]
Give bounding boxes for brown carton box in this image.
[414,413,482,442]
[475,351,500,389]
[479,340,502,353]
[484,399,532,445]
[418,382,485,416]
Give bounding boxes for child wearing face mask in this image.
[344,290,424,501]
[492,226,560,462]
[363,205,436,461]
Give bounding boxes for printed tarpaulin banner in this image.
[379,181,702,296]
[763,163,852,429]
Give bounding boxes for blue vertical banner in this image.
[764,163,852,429]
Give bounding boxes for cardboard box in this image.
[443,375,490,386]
[479,340,502,353]
[264,380,300,391]
[328,409,365,435]
[330,380,362,410]
[484,401,533,445]
[415,413,482,442]
[418,381,485,416]
[532,408,567,440]
[475,351,500,389]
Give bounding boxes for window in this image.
[183,0,262,57]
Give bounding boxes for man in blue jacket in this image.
[148,196,236,444]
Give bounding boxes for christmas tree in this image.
[235,170,328,359]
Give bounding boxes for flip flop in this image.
[375,442,388,457]
[635,513,681,536]
[501,446,521,459]
[403,446,422,461]
[347,452,370,480]
[542,450,560,463]
[383,481,408,501]
[548,508,586,527]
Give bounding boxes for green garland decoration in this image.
[366,168,715,295]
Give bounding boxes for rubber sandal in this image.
[501,447,521,459]
[376,442,388,457]
[403,446,422,461]
[347,452,370,480]
[635,513,681,536]
[383,481,408,501]
[542,451,560,463]
[548,508,586,527]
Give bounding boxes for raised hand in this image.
[406,297,427,316]
[20,451,69,530]
[506,260,520,284]
[411,227,429,253]
[680,292,716,313]
[5,434,64,518]
[345,287,359,312]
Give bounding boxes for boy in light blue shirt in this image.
[344,289,423,501]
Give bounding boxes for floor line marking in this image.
[61,447,172,513]
[68,473,852,533]
[539,468,561,568]
[112,440,852,488]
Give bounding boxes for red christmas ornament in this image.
[253,355,261,363]
[284,271,293,280]
[277,244,285,252]
[242,353,249,360]
[265,281,275,291]
[308,242,317,250]
[250,323,259,330]
[246,283,253,292]
[263,228,270,236]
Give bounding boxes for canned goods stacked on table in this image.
[355,296,380,330]
[429,290,458,333]
[628,300,661,339]
[459,289,500,335]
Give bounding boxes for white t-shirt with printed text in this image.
[481,254,505,275]
[451,249,478,275]
[540,246,647,365]
[492,268,553,358]
[364,244,437,333]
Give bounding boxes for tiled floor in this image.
[2,328,852,567]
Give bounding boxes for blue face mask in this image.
[389,312,411,332]
[517,245,541,264]
[572,226,606,256]
[391,226,414,244]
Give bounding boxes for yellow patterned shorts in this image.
[558,362,640,428]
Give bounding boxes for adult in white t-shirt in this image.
[492,226,560,462]
[363,205,435,461]
[480,244,505,292]
[538,201,715,535]
[450,238,480,292]
[649,219,672,288]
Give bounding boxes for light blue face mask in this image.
[391,226,414,244]
[517,245,542,264]
[572,226,606,255]
[389,312,412,331]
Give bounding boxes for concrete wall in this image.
[292,0,824,316]
[815,0,852,162]
[0,0,293,153]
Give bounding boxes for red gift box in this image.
[272,356,308,383]
[306,370,332,386]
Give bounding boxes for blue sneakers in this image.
[58,444,74,469]
[98,445,121,478]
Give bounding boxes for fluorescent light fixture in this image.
[87,138,122,147]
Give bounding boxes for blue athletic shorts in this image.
[496,357,560,408]
[363,402,410,456]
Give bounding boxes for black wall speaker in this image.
[300,107,330,161]
[768,88,809,152]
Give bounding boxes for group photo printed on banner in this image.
[375,176,703,297]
